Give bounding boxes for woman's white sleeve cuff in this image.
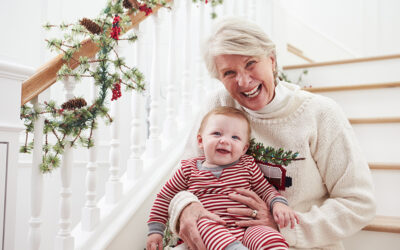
[168,191,200,235]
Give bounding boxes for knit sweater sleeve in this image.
[280,97,376,248]
[147,161,191,236]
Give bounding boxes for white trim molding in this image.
[0,60,35,81]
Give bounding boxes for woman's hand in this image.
[227,188,278,230]
[146,234,163,250]
[178,202,226,250]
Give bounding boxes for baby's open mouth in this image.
[216,149,230,154]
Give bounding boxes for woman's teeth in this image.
[243,85,260,98]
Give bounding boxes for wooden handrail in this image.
[369,163,400,170]
[363,216,400,233]
[287,44,314,63]
[21,1,172,105]
[283,53,400,70]
[302,81,400,93]
[349,117,400,124]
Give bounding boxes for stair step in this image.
[363,216,400,233]
[302,81,400,93]
[349,117,400,124]
[284,54,400,70]
[369,163,400,170]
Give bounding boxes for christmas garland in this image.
[20,0,222,173]
[20,0,166,173]
[246,138,305,166]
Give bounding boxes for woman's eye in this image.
[223,70,235,77]
[246,60,256,68]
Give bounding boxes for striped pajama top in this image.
[148,154,287,235]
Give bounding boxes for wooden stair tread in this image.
[349,117,400,124]
[363,216,400,233]
[369,163,400,170]
[283,53,400,70]
[302,81,400,93]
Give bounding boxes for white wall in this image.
[283,0,400,61]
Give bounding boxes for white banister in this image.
[28,96,44,250]
[163,1,180,140]
[127,25,145,180]
[55,78,76,250]
[147,12,162,153]
[81,64,100,231]
[180,0,193,121]
[250,0,257,22]
[193,1,206,108]
[233,0,240,17]
[106,69,123,204]
[271,0,288,67]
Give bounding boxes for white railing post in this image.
[271,0,288,69]
[28,97,44,250]
[147,11,162,153]
[127,25,145,180]
[180,0,192,121]
[55,77,76,250]
[106,61,123,203]
[251,0,257,22]
[193,1,206,109]
[163,1,180,140]
[81,62,100,231]
[233,0,240,17]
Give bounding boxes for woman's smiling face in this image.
[215,54,276,111]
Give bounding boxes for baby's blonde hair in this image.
[198,106,251,142]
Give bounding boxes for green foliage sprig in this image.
[192,0,224,19]
[279,69,308,86]
[20,0,157,173]
[246,138,305,166]
[21,0,224,173]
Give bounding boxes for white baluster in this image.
[243,0,249,19]
[28,97,44,250]
[127,25,145,180]
[193,1,206,109]
[271,0,288,69]
[106,58,122,203]
[81,62,99,231]
[147,12,162,153]
[251,0,258,22]
[223,0,231,16]
[233,0,240,17]
[55,77,76,250]
[163,1,180,140]
[180,0,193,122]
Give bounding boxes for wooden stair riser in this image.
[371,171,400,217]
[310,88,400,119]
[344,230,400,250]
[282,59,400,86]
[352,124,400,163]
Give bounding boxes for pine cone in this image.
[61,98,87,110]
[80,18,102,35]
[123,0,133,9]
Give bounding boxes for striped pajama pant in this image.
[197,218,289,250]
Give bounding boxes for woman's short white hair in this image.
[203,17,277,79]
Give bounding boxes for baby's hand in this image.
[272,202,300,229]
[146,233,163,250]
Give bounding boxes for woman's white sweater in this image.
[169,82,376,250]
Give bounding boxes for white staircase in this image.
[284,55,400,249]
[2,0,400,249]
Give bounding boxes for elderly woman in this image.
[167,18,376,250]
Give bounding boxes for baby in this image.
[147,106,299,250]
